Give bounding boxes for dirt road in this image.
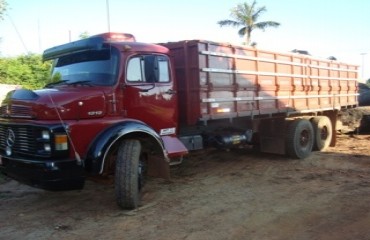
[1,133,370,240]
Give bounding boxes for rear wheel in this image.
[310,116,332,151]
[286,119,314,159]
[115,139,144,210]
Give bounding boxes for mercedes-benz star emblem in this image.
[6,129,15,147]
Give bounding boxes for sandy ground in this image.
[1,132,370,240]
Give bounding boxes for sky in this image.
[1,0,370,80]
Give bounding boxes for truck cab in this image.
[0,33,187,209]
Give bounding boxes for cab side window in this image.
[127,55,170,83]
[157,56,170,82]
[126,57,143,82]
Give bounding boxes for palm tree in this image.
[218,1,280,45]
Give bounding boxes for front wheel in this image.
[115,139,143,210]
[285,119,314,159]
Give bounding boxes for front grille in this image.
[0,124,48,157]
[0,105,33,119]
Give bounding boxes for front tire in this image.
[115,139,142,210]
[286,119,314,159]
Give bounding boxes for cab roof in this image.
[43,32,168,61]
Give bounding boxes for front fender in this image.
[85,120,168,175]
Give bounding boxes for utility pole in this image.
[360,53,367,80]
[38,18,42,53]
[106,0,111,32]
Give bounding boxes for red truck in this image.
[0,33,358,209]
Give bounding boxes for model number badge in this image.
[160,127,176,135]
[88,111,103,116]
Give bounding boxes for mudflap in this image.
[258,118,287,155]
[147,155,170,180]
[149,135,188,180]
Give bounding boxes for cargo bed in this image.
[162,40,358,126]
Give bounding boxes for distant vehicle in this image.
[0,33,359,209]
[358,83,370,106]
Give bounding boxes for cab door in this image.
[123,54,178,136]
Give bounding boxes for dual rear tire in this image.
[286,116,332,159]
[310,116,332,151]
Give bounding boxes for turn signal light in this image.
[55,134,68,151]
[216,108,231,113]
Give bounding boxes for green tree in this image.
[217,0,280,45]
[0,54,52,89]
[0,0,7,20]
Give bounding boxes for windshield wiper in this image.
[66,80,93,86]
[44,80,69,88]
[45,80,94,88]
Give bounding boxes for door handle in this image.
[165,89,176,95]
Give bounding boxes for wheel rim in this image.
[320,126,328,140]
[300,129,310,147]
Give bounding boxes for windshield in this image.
[49,48,119,87]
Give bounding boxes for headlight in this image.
[41,130,50,140]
